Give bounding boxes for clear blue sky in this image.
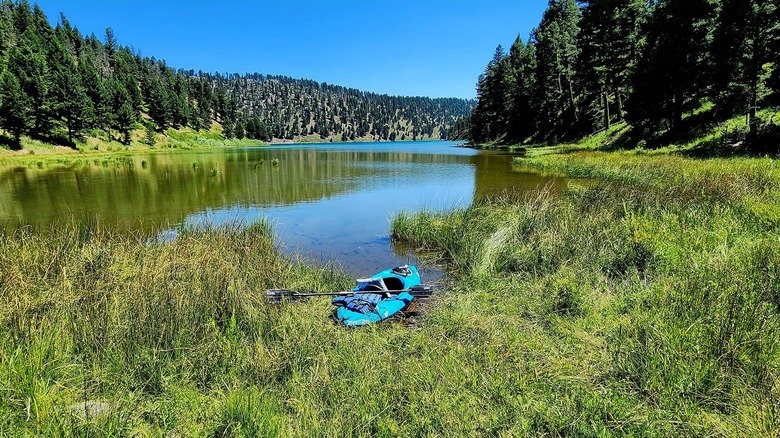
[33,1,548,99]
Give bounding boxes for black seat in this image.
[383,277,404,291]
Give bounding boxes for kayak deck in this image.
[332,265,422,326]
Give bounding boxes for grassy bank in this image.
[0,123,266,160]
[392,148,780,435]
[3,142,779,435]
[3,220,626,436]
[0,223,355,435]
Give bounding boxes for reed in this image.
[2,148,779,435]
[392,150,780,435]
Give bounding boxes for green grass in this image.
[3,131,780,434]
[0,123,267,161]
[392,151,780,435]
[5,219,655,436]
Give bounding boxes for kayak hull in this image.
[335,292,414,326]
[333,265,422,326]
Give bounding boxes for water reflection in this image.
[0,142,570,274]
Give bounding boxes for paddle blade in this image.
[408,285,434,298]
[265,289,299,303]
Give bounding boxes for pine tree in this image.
[470,45,509,142]
[104,27,117,62]
[578,0,647,132]
[78,53,110,137]
[626,0,718,135]
[171,75,189,128]
[53,53,93,144]
[712,0,780,142]
[506,36,538,141]
[109,79,135,144]
[233,116,245,139]
[144,121,156,147]
[9,36,52,137]
[0,1,15,58]
[0,69,33,147]
[148,76,171,130]
[533,0,582,139]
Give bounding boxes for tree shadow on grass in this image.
[681,123,780,158]
[33,132,76,149]
[0,133,22,151]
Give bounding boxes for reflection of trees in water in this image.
[0,148,477,233]
[470,153,570,200]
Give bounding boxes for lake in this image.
[0,141,570,276]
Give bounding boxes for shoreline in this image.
[1,134,456,163]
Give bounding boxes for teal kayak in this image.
[332,265,422,326]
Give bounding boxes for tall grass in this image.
[3,149,780,435]
[0,222,351,435]
[392,151,780,435]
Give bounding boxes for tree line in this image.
[470,0,780,151]
[0,1,474,150]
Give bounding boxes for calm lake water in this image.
[0,141,570,276]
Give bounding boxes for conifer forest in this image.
[470,0,780,152]
[0,0,473,149]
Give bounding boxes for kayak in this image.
[331,265,422,326]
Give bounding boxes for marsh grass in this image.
[6,219,643,436]
[392,151,780,435]
[3,147,780,435]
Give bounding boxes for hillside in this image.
[206,73,473,143]
[0,2,473,152]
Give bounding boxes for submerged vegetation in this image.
[392,148,780,435]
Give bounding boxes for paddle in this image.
[265,285,434,303]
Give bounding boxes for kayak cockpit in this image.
[333,265,422,326]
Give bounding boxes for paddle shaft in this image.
[266,286,433,302]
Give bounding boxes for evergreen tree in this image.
[171,75,189,128]
[245,116,268,140]
[9,37,52,136]
[104,27,117,62]
[109,79,135,144]
[0,1,473,148]
[233,116,245,139]
[0,1,14,59]
[578,0,647,131]
[506,36,538,141]
[0,69,33,147]
[148,75,171,130]
[626,0,718,135]
[144,121,156,146]
[534,0,581,139]
[712,0,780,141]
[470,45,509,142]
[197,82,213,129]
[78,53,110,137]
[52,51,93,143]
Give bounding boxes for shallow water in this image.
[0,141,570,276]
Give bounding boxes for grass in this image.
[3,119,780,434]
[478,106,780,158]
[391,148,780,435]
[0,122,267,161]
[6,219,645,436]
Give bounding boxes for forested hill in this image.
[470,0,780,152]
[0,1,473,150]
[206,73,474,142]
